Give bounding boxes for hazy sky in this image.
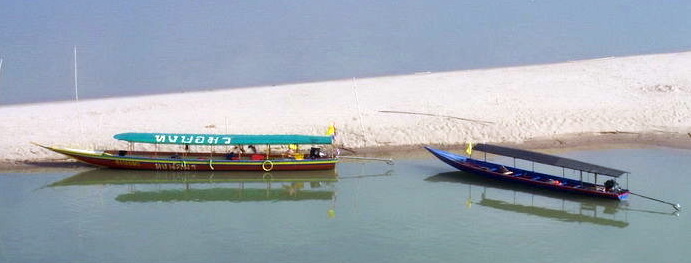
[1,1,690,104]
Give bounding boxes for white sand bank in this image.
[2,52,690,166]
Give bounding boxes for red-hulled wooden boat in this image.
[37,133,338,171]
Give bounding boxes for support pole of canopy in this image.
[472,143,628,178]
[266,144,270,160]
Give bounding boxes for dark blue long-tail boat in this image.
[425,144,630,200]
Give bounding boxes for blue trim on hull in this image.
[425,147,629,200]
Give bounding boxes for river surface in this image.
[2,1,691,104]
[1,146,689,262]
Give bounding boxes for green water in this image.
[1,147,688,262]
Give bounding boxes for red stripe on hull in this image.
[70,155,336,171]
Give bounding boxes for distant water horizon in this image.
[2,1,690,105]
[4,50,689,107]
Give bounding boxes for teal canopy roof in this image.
[114,133,333,145]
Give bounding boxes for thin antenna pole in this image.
[352,78,367,147]
[73,47,83,135]
[0,57,4,102]
[73,46,79,101]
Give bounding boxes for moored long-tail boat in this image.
[37,132,338,171]
[425,144,630,200]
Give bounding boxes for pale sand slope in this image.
[1,52,690,164]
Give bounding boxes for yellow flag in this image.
[465,142,473,156]
[326,124,336,136]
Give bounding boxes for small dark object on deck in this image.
[309,147,321,159]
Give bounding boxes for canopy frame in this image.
[473,143,628,178]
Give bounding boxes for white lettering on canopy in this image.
[153,134,232,144]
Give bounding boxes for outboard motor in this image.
[309,147,321,159]
[604,179,620,192]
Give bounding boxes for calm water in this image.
[1,147,689,262]
[2,1,691,104]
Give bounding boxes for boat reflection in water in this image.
[426,171,631,228]
[50,169,339,204]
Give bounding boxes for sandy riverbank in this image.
[1,52,690,169]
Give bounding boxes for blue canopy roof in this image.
[114,133,333,145]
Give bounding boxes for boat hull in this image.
[425,147,629,200]
[41,146,337,171]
